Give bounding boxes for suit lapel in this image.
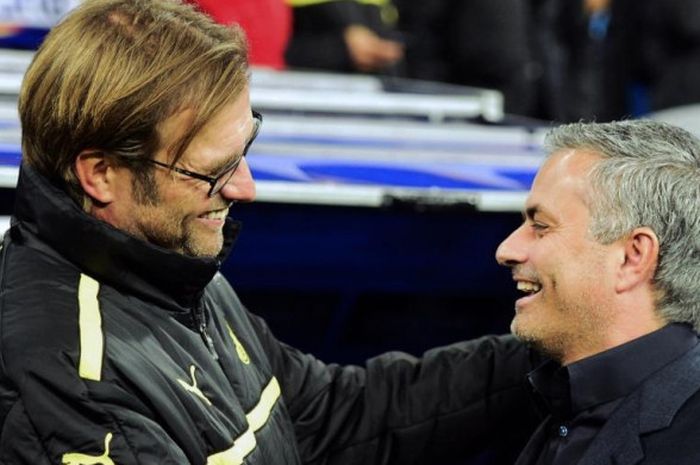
[577,393,644,465]
[578,342,700,465]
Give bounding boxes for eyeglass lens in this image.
[208,112,262,196]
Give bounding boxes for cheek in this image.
[528,244,577,296]
[557,252,611,303]
[159,185,201,211]
[539,235,589,269]
[527,241,563,276]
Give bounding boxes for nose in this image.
[495,223,528,267]
[220,158,256,202]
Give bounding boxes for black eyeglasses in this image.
[143,110,262,197]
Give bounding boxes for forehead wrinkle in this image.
[212,112,255,167]
[232,110,254,144]
[527,150,599,221]
[209,119,256,173]
[182,115,254,174]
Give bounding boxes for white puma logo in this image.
[178,365,212,406]
[62,432,115,465]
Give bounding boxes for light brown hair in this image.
[19,0,249,202]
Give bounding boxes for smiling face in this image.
[105,90,257,257]
[495,149,621,363]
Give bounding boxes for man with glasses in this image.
[138,110,262,198]
[0,1,537,464]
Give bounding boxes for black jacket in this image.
[0,164,538,465]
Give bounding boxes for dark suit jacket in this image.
[515,341,700,465]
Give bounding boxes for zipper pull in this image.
[194,305,219,361]
[200,325,219,361]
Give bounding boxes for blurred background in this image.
[1,1,699,463]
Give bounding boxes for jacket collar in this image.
[12,163,240,312]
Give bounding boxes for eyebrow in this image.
[524,204,559,226]
[524,205,552,222]
[523,205,539,221]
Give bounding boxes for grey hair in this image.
[544,120,700,331]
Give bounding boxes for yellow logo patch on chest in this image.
[226,323,250,365]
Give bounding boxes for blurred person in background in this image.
[535,0,640,122]
[190,0,291,69]
[637,0,700,112]
[394,0,542,118]
[0,0,539,464]
[286,0,404,74]
[438,0,540,118]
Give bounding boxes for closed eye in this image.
[209,155,242,178]
[530,222,549,236]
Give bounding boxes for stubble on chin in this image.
[510,302,607,365]
[181,223,224,258]
[134,198,225,258]
[510,313,568,362]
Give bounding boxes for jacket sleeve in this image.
[0,347,190,464]
[248,310,540,465]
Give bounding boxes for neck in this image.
[561,307,665,366]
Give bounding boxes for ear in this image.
[74,150,118,204]
[615,227,660,293]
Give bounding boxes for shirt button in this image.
[559,425,569,437]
